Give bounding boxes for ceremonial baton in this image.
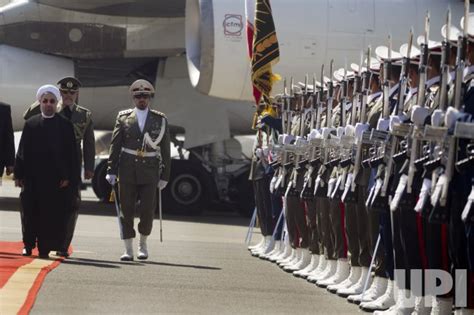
[112,183,124,239]
[159,187,163,242]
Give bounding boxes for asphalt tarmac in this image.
[0,179,359,314]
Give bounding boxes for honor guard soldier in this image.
[106,79,171,261]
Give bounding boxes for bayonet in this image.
[439,0,469,208]
[407,13,430,193]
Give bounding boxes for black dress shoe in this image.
[22,247,32,256]
[38,252,50,259]
[56,251,69,258]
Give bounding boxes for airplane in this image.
[0,0,466,216]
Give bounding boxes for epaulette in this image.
[150,109,166,118]
[75,105,91,113]
[118,108,133,116]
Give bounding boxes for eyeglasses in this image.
[134,94,150,99]
[60,89,78,95]
[42,98,57,104]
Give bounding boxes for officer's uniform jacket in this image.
[59,104,95,173]
[23,101,95,172]
[107,108,170,185]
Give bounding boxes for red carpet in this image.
[0,241,69,314]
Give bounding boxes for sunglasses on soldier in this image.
[133,93,150,99]
[60,89,78,95]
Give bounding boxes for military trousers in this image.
[449,190,474,308]
[367,207,386,278]
[252,176,273,236]
[119,182,157,239]
[271,190,283,240]
[366,168,387,278]
[305,198,321,255]
[318,197,335,259]
[344,186,371,268]
[379,208,395,280]
[286,193,309,248]
[329,197,347,259]
[373,171,403,281]
[344,199,360,266]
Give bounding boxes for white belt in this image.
[121,148,158,157]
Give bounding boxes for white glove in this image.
[336,126,345,138]
[389,115,405,131]
[390,174,408,212]
[158,180,168,190]
[377,118,390,131]
[445,107,467,129]
[431,109,444,127]
[269,176,277,193]
[255,148,263,158]
[461,186,474,222]
[278,134,284,145]
[105,174,116,186]
[354,123,369,141]
[321,127,334,139]
[308,129,320,140]
[414,178,432,213]
[411,105,430,126]
[295,136,308,146]
[345,125,355,137]
[282,134,295,145]
[262,148,269,157]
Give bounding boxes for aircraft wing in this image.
[0,0,185,80]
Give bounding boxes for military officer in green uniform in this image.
[23,77,95,257]
[106,79,171,261]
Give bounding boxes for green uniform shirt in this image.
[107,108,171,185]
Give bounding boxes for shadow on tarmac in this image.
[141,260,221,270]
[61,257,221,270]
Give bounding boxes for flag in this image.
[245,0,256,58]
[251,0,280,105]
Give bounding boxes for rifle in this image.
[278,78,293,191]
[313,61,335,197]
[368,36,395,169]
[407,13,430,193]
[351,47,372,191]
[381,29,413,197]
[351,53,363,126]
[423,8,455,223]
[341,61,349,128]
[301,69,325,199]
[290,76,309,189]
[440,3,468,207]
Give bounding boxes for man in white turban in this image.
[14,85,80,258]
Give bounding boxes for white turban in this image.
[36,84,61,102]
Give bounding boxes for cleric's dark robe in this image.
[14,114,79,253]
